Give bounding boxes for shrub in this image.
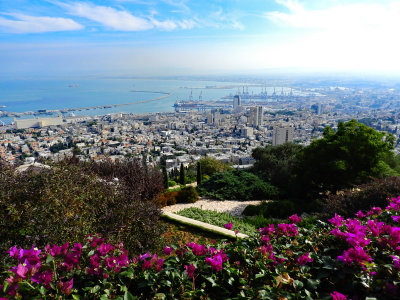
[168,180,177,187]
[157,191,178,207]
[0,160,164,264]
[320,176,400,219]
[198,170,279,200]
[176,186,199,204]
[242,200,296,219]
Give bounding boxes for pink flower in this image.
[330,291,348,300]
[139,252,151,261]
[142,260,152,270]
[355,210,364,218]
[224,222,233,230]
[391,256,400,269]
[185,263,196,278]
[392,216,400,223]
[328,214,344,227]
[155,258,164,272]
[289,214,301,223]
[277,223,298,236]
[58,278,73,296]
[337,246,372,265]
[205,255,224,272]
[297,252,313,265]
[164,246,172,256]
[367,207,382,216]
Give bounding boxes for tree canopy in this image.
[298,119,395,193]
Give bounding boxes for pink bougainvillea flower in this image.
[367,207,382,216]
[142,260,152,270]
[391,255,400,269]
[31,269,53,287]
[58,278,73,296]
[392,216,400,223]
[277,223,298,237]
[185,263,196,278]
[328,214,344,227]
[337,246,372,265]
[355,210,365,218]
[205,255,224,272]
[139,252,151,261]
[224,222,233,230]
[330,291,348,300]
[289,214,301,223]
[164,246,172,256]
[297,252,313,265]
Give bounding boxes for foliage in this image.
[3,198,400,299]
[179,163,185,185]
[252,142,304,194]
[156,191,178,208]
[0,160,164,264]
[297,119,395,195]
[177,207,259,236]
[197,161,202,185]
[199,157,232,177]
[198,170,279,200]
[243,200,297,219]
[320,176,400,219]
[162,166,168,189]
[168,180,177,187]
[176,186,199,204]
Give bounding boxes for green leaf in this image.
[124,290,135,300]
[46,254,54,263]
[100,295,109,300]
[306,278,320,290]
[72,294,81,300]
[3,280,9,292]
[91,285,101,294]
[206,277,217,287]
[119,270,134,278]
[39,285,47,295]
[88,250,95,256]
[294,280,304,289]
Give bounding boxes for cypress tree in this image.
[162,166,169,189]
[179,163,185,185]
[197,162,202,185]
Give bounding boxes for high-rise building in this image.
[272,126,294,146]
[233,95,241,112]
[249,106,263,126]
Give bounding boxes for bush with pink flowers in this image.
[2,196,400,299]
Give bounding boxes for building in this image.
[14,115,63,129]
[249,106,263,126]
[233,95,241,113]
[272,126,294,146]
[207,109,222,125]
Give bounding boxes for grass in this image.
[176,207,260,236]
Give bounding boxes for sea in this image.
[0,78,295,125]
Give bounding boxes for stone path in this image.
[162,198,264,217]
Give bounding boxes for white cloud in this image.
[259,0,400,73]
[59,1,153,31]
[0,13,83,33]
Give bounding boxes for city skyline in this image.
[1,0,400,77]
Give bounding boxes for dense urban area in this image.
[2,81,400,168]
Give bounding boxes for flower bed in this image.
[2,197,400,299]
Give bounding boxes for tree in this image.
[179,163,185,185]
[252,143,304,193]
[297,119,395,194]
[199,157,231,177]
[162,166,169,189]
[197,162,202,185]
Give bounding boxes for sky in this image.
[1,0,400,77]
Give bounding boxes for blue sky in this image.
[1,0,400,77]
